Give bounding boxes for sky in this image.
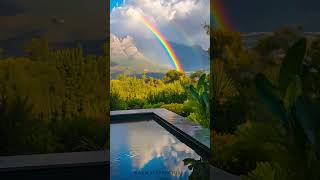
[220,0,320,32]
[110,0,126,10]
[1,0,320,43]
[110,0,210,48]
[0,0,108,42]
[110,0,210,66]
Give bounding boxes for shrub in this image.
[126,98,145,109]
[110,77,188,110]
[161,103,188,117]
[210,121,285,175]
[143,102,164,109]
[110,90,128,110]
[0,43,108,155]
[146,81,187,104]
[187,112,209,128]
[241,162,292,180]
[182,100,198,115]
[209,131,237,173]
[0,96,59,155]
[52,116,107,152]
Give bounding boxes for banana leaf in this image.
[202,91,209,111]
[283,76,302,110]
[197,74,206,90]
[295,96,317,146]
[255,73,288,123]
[189,85,200,101]
[279,38,306,95]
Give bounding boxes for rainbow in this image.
[137,14,183,72]
[211,0,233,31]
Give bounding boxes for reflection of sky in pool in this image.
[111,120,201,180]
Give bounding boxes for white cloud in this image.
[111,0,209,65]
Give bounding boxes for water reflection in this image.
[111,120,201,180]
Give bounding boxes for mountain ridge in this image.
[110,33,169,74]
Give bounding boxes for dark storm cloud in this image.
[0,0,24,16]
[221,0,320,32]
[0,0,108,42]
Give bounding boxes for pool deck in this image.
[0,151,109,180]
[0,151,108,171]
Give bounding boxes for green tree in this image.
[163,70,185,83]
[142,71,147,81]
[190,70,204,81]
[0,48,4,59]
[309,37,320,69]
[24,37,50,61]
[254,27,301,56]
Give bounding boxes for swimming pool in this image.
[110,111,208,180]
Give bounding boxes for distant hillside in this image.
[241,32,273,49]
[241,32,320,49]
[0,30,107,57]
[111,72,165,80]
[169,42,209,71]
[110,33,169,76]
[135,38,210,72]
[0,30,43,57]
[52,39,106,55]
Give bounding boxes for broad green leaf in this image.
[317,130,320,159]
[189,85,200,101]
[295,96,317,146]
[279,38,306,95]
[255,73,287,123]
[186,159,209,180]
[183,158,195,165]
[283,76,302,110]
[197,74,206,91]
[202,91,209,110]
[241,162,290,180]
[198,85,205,95]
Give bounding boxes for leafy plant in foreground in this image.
[210,60,240,131]
[187,74,210,127]
[188,74,209,116]
[254,38,319,179]
[183,158,209,180]
[241,162,292,180]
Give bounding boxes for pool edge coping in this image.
[0,150,239,180]
[0,150,109,172]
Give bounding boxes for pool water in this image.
[110,120,201,180]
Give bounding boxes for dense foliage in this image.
[209,28,320,180]
[110,70,210,128]
[0,38,109,155]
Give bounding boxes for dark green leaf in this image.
[295,96,317,145]
[279,38,306,95]
[187,160,209,180]
[189,85,200,101]
[255,73,287,123]
[198,85,205,95]
[197,74,206,91]
[283,76,302,110]
[183,158,195,165]
[202,91,209,110]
